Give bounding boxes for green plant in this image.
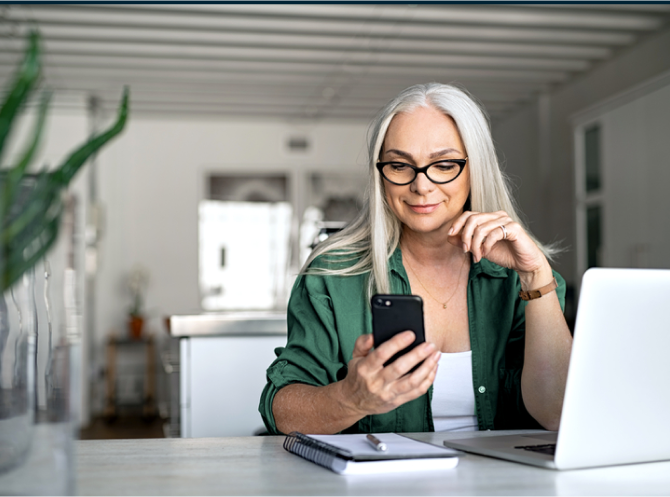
[0,31,129,293]
[128,265,149,317]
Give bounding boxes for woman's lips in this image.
[407,202,440,214]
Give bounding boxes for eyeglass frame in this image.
[375,157,468,186]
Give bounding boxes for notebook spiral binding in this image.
[283,432,353,472]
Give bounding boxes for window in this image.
[199,171,366,311]
[199,175,291,311]
[575,122,604,282]
[586,205,602,269]
[584,125,602,193]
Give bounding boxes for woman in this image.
[259,83,573,435]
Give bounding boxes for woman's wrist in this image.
[517,262,553,292]
[334,379,367,420]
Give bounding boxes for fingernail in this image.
[433,351,441,361]
[463,243,468,253]
[448,227,454,235]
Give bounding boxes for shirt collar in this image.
[389,245,405,276]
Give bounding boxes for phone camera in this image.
[384,300,392,307]
[375,298,384,306]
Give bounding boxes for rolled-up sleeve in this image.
[259,272,346,434]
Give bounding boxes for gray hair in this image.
[303,83,554,298]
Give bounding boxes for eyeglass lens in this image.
[381,161,462,184]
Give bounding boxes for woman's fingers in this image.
[345,332,439,415]
[392,350,441,403]
[451,210,524,262]
[481,220,519,257]
[452,211,502,253]
[352,333,375,359]
[382,341,437,380]
[470,215,513,262]
[368,331,417,368]
[451,211,547,273]
[448,211,476,247]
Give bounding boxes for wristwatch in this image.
[519,277,558,301]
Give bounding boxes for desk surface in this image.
[76,430,670,495]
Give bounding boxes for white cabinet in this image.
[179,334,286,438]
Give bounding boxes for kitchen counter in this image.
[169,311,286,337]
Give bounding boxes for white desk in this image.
[75,430,670,495]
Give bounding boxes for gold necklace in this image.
[403,250,467,310]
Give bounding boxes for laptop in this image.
[444,268,670,470]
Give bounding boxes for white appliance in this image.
[171,313,286,438]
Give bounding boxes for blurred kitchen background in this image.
[1,3,669,440]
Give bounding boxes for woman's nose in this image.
[410,171,435,195]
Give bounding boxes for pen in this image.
[366,433,387,452]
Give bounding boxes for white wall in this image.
[492,100,540,232]
[97,116,369,320]
[90,116,369,412]
[492,26,670,291]
[577,80,670,271]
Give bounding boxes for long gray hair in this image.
[303,83,553,298]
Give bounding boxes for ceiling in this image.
[2,3,670,123]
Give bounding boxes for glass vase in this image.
[0,191,80,495]
[0,271,36,474]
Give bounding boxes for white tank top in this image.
[431,351,479,432]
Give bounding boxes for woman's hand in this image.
[448,210,551,288]
[339,332,441,417]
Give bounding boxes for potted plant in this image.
[127,265,149,339]
[0,30,129,485]
[1,31,129,292]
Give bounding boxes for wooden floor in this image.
[79,414,165,440]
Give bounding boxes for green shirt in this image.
[259,247,566,434]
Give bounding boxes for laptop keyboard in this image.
[514,443,556,455]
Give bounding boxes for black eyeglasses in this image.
[376,158,468,186]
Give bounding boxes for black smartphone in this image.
[371,294,426,369]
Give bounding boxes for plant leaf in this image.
[1,90,51,223]
[10,90,51,177]
[0,32,130,294]
[0,30,40,164]
[52,86,129,187]
[1,214,60,292]
[1,179,58,247]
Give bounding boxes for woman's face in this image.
[381,105,470,237]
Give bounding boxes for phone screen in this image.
[371,294,426,368]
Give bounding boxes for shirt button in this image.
[478,386,486,394]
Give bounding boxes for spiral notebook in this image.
[283,432,460,475]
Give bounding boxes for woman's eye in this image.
[390,163,409,171]
[432,162,457,171]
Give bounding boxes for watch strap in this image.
[519,277,558,301]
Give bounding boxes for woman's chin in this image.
[402,217,451,235]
